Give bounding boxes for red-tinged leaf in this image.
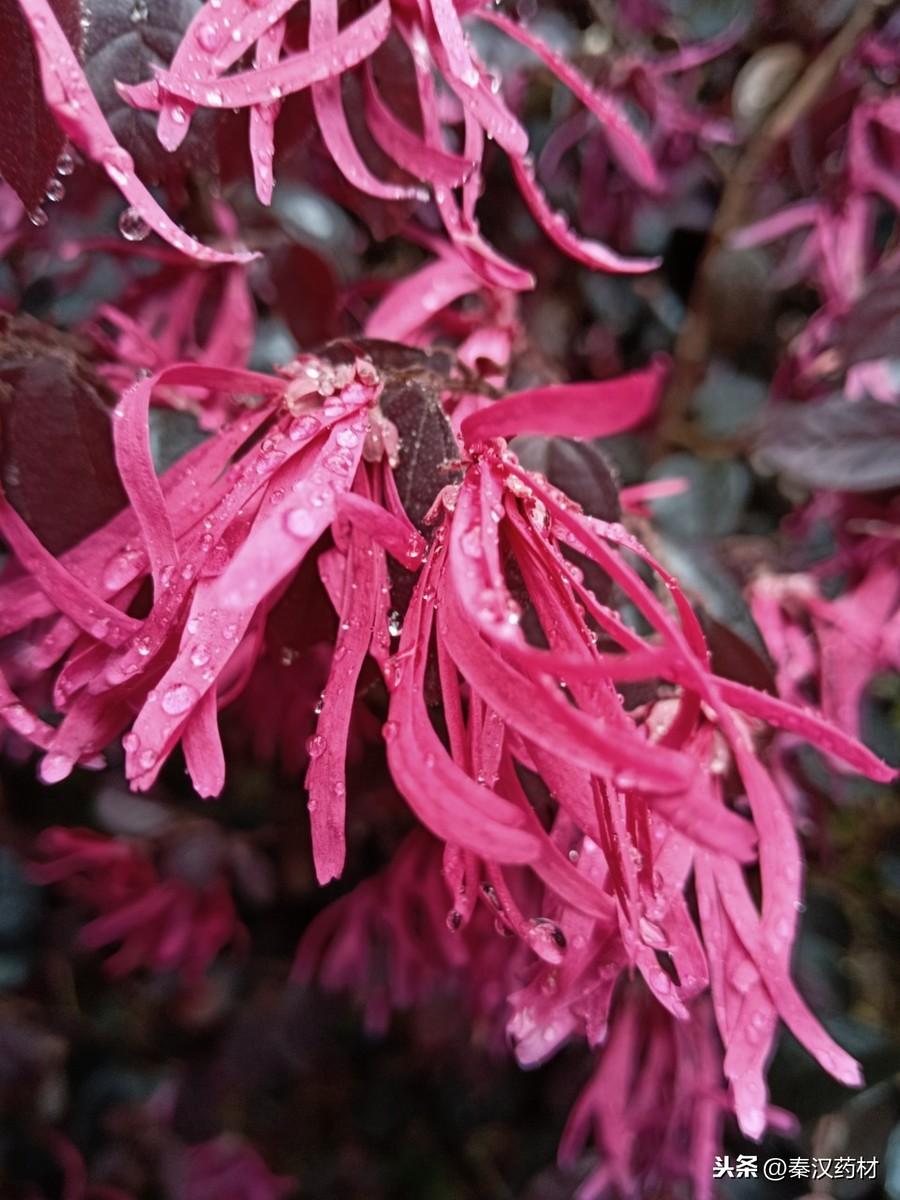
[271,243,339,348]
[0,315,127,554]
[0,0,81,210]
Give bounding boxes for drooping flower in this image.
[29,823,248,983]
[1,322,893,1158]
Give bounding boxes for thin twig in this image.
[655,0,896,454]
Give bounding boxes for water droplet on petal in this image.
[306,733,326,759]
[285,508,315,538]
[639,918,666,948]
[190,644,211,668]
[56,150,75,176]
[118,206,149,242]
[446,909,462,932]
[161,682,198,715]
[45,178,65,202]
[525,917,567,965]
[382,720,398,743]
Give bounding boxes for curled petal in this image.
[511,156,661,274]
[310,0,426,202]
[481,10,663,193]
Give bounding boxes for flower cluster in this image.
[2,0,898,1196]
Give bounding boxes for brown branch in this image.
[654,0,897,455]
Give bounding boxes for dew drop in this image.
[382,720,398,743]
[28,207,48,228]
[732,960,758,994]
[306,733,326,759]
[649,967,672,995]
[288,414,320,441]
[639,917,667,948]
[118,206,149,242]
[161,683,198,715]
[189,644,211,668]
[122,732,139,753]
[56,150,75,176]
[45,178,65,202]
[196,19,220,48]
[285,508,315,538]
[446,909,462,932]
[525,917,567,966]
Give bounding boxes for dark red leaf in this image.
[271,244,340,349]
[512,437,621,522]
[0,315,127,553]
[0,0,82,211]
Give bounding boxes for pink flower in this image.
[172,1135,294,1200]
[751,497,900,745]
[30,825,245,982]
[1,337,893,1152]
[18,0,663,279]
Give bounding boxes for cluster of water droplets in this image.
[26,148,77,228]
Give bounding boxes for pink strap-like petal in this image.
[385,553,540,862]
[310,0,426,202]
[337,493,425,567]
[510,155,661,274]
[363,63,474,190]
[462,360,665,444]
[425,0,479,86]
[366,256,482,340]
[143,1,392,111]
[0,490,138,645]
[306,530,379,883]
[249,20,286,206]
[182,689,226,798]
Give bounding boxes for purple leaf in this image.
[839,269,900,367]
[756,395,900,493]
